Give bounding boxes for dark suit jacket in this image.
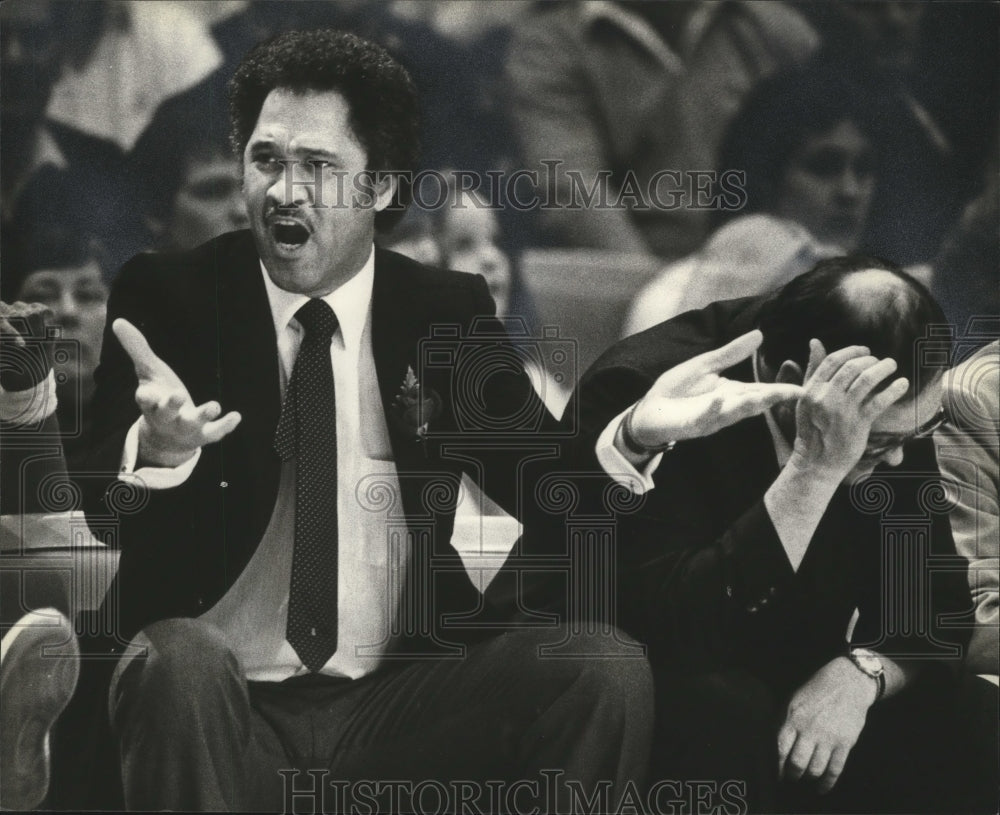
[569,296,974,691]
[79,230,565,650]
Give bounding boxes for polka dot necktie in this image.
[274,298,339,672]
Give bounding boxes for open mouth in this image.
[271,221,310,249]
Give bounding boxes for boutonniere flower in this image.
[390,366,442,441]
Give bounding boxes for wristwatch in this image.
[848,648,885,702]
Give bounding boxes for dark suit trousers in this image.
[651,668,998,815]
[108,618,653,812]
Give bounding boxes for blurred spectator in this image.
[1,1,147,277]
[438,191,515,317]
[2,228,109,459]
[46,2,221,154]
[652,0,819,254]
[660,0,994,265]
[152,147,248,251]
[624,60,878,336]
[505,1,693,257]
[0,0,66,223]
[376,207,443,268]
[930,167,1000,333]
[936,341,1000,678]
[131,86,248,251]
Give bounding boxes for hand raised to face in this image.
[113,318,242,468]
[789,339,909,483]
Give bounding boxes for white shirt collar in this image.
[752,350,793,467]
[260,245,375,351]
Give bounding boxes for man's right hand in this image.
[789,339,909,483]
[114,319,241,468]
[627,329,804,449]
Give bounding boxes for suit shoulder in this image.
[115,230,254,290]
[586,296,762,382]
[374,247,483,292]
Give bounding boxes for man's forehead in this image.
[248,88,362,154]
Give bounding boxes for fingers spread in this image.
[864,377,910,417]
[113,319,163,379]
[134,383,162,414]
[828,355,878,392]
[195,401,222,423]
[201,411,242,445]
[809,345,869,385]
[847,357,898,399]
[701,330,763,373]
[803,338,826,382]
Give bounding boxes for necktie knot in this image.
[295,299,338,342]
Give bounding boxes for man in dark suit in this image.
[568,256,997,813]
[75,29,661,813]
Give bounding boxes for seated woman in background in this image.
[624,58,881,336]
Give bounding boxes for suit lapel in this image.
[215,232,283,523]
[704,357,782,520]
[370,250,436,477]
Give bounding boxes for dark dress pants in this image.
[651,667,998,815]
[109,618,653,812]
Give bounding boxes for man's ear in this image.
[372,172,398,213]
[775,360,805,386]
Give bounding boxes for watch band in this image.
[848,648,886,702]
[621,403,677,456]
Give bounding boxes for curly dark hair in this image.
[228,28,420,231]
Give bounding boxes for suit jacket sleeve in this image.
[76,252,208,549]
[561,301,798,669]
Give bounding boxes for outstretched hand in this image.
[628,330,804,448]
[114,319,241,467]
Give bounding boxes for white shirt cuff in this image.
[120,419,201,489]
[595,407,663,495]
[0,370,58,425]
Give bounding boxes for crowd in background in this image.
[1,0,998,433]
[1,4,998,811]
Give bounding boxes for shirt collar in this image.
[752,350,793,467]
[260,245,375,351]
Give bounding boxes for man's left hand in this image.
[777,656,877,794]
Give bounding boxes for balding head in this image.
[757,255,950,398]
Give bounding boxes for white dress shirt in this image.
[123,247,405,681]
